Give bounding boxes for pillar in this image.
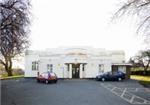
[69,64,72,78]
[80,64,83,78]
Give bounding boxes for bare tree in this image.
[130,50,150,75]
[114,0,150,43]
[0,0,30,76]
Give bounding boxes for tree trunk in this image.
[143,67,148,75]
[4,58,13,76]
[143,61,150,75]
[7,69,13,76]
[143,70,146,75]
[5,65,13,76]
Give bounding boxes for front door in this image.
[72,64,80,78]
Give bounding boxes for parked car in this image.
[37,71,58,84]
[96,71,125,81]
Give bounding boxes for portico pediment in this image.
[67,52,87,56]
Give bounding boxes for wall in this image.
[25,54,39,77]
[25,48,126,78]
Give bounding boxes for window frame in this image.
[47,64,53,72]
[99,64,104,73]
[32,61,38,71]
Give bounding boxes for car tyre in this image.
[96,77,99,81]
[54,80,57,83]
[37,79,40,83]
[118,77,122,81]
[102,78,105,82]
[45,80,49,84]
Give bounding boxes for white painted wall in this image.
[25,47,127,78]
[25,54,39,77]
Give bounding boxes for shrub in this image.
[131,70,150,76]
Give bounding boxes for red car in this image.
[37,71,58,84]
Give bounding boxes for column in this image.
[69,64,72,78]
[80,64,83,78]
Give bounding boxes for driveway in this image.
[1,79,150,105]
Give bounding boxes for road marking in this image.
[130,96,134,103]
[101,84,150,104]
[116,87,150,93]
[121,88,126,97]
[135,88,138,92]
[111,87,117,91]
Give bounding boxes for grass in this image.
[131,75,150,81]
[139,81,150,86]
[131,75,150,86]
[0,75,24,79]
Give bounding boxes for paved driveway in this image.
[1,79,150,105]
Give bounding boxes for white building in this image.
[25,47,131,78]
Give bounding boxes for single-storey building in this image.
[25,47,131,79]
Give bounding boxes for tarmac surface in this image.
[1,78,150,105]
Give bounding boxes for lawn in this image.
[0,75,24,79]
[131,75,150,81]
[131,75,150,86]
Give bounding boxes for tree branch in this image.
[0,59,6,66]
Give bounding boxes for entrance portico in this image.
[66,63,86,78]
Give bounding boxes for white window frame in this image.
[99,64,104,73]
[32,61,38,71]
[47,64,53,72]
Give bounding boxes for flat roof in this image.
[112,63,132,66]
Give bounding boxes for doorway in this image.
[72,64,80,78]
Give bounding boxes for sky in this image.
[29,0,145,61]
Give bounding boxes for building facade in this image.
[25,47,131,79]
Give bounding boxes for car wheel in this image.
[37,79,40,82]
[45,80,49,84]
[96,77,99,81]
[54,80,57,83]
[118,78,122,81]
[102,78,105,82]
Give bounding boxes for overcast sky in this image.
[30,0,145,61]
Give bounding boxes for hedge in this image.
[131,71,150,76]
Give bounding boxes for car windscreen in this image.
[41,72,49,78]
[50,73,56,76]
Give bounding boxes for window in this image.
[32,61,38,71]
[99,64,104,73]
[112,65,118,73]
[118,66,126,73]
[47,64,53,72]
